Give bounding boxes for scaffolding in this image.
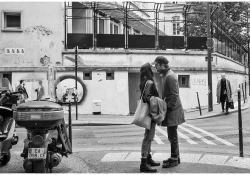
[64,1,249,61]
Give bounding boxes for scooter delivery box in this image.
[14,101,64,128]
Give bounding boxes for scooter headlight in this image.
[32,135,44,147]
[0,115,4,125]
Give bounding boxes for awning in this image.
[79,1,166,35]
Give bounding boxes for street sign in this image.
[205,57,213,61]
[206,38,215,49]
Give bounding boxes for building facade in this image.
[0,2,248,115]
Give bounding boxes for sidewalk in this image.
[65,97,250,126]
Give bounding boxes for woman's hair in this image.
[139,63,154,92]
[20,80,24,84]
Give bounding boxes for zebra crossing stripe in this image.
[156,126,168,138]
[183,123,235,146]
[177,130,198,144]
[101,152,129,162]
[156,126,198,145]
[154,134,164,144]
[179,125,216,145]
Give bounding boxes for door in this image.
[128,73,140,114]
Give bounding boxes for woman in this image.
[139,63,160,173]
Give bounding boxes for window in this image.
[106,72,114,80]
[110,20,119,34]
[114,25,118,34]
[83,72,92,80]
[110,23,113,34]
[2,11,23,32]
[178,75,189,88]
[99,19,104,34]
[173,16,180,35]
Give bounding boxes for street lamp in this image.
[206,3,213,111]
[75,46,78,120]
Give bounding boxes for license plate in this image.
[28,148,47,159]
[30,114,41,119]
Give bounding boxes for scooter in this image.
[0,90,19,165]
[13,97,72,173]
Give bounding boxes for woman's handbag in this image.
[131,81,152,130]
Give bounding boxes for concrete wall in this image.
[11,72,48,101]
[55,71,130,115]
[177,71,247,109]
[63,50,246,74]
[0,2,64,67]
[62,50,249,112]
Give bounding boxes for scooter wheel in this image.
[1,150,11,165]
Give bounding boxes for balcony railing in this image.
[67,34,206,50]
[66,33,246,64]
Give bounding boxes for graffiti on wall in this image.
[192,78,207,86]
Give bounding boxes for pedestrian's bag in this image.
[228,99,234,109]
[131,81,151,130]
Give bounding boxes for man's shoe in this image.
[163,157,180,164]
[162,158,178,168]
[147,154,160,166]
[225,110,229,115]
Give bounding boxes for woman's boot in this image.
[140,158,157,173]
[147,154,160,166]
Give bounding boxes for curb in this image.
[65,106,250,126]
[187,106,249,121]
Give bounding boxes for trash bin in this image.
[92,100,101,115]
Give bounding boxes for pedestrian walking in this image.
[35,80,45,100]
[15,80,29,103]
[152,56,185,168]
[216,73,232,115]
[139,63,160,173]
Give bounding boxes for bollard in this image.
[245,81,247,100]
[196,92,202,116]
[242,83,245,103]
[237,88,243,157]
[68,102,72,148]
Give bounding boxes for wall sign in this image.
[5,48,25,54]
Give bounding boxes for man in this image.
[36,80,45,100]
[152,56,185,168]
[216,73,232,114]
[15,80,29,103]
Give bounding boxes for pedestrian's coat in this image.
[160,68,185,127]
